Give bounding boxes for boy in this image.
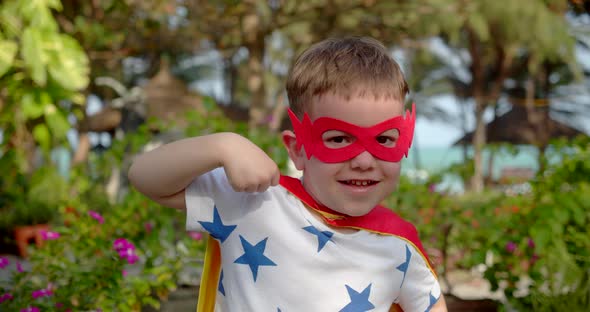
[129,37,447,312]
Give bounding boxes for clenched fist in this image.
[220,134,281,193]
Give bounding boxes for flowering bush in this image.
[459,138,590,311]
[515,137,590,311]
[385,137,590,312]
[0,189,206,312]
[454,195,538,298]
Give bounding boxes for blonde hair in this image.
[286,36,409,117]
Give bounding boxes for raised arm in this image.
[128,132,280,210]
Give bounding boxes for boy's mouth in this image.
[339,179,379,186]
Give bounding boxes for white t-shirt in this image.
[186,168,441,312]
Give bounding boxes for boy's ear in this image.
[282,130,306,170]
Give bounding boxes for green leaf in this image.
[22,27,47,86]
[33,124,50,151]
[0,0,22,37]
[45,105,70,139]
[21,0,60,30]
[531,225,551,250]
[46,34,89,90]
[141,296,160,309]
[0,39,17,77]
[21,92,46,119]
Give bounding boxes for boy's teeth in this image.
[348,180,371,186]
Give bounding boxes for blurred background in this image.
[1,1,589,311]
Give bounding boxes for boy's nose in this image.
[349,151,377,170]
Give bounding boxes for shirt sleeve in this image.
[397,244,442,312]
[185,167,246,233]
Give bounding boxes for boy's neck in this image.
[305,206,359,234]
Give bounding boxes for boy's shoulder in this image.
[361,205,420,238]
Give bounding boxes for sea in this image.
[401,145,543,193]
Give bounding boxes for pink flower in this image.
[21,307,40,312]
[189,231,203,241]
[527,237,535,249]
[120,249,139,264]
[0,257,9,269]
[505,241,517,253]
[40,230,60,240]
[55,302,64,308]
[144,222,153,233]
[122,270,128,277]
[428,183,437,193]
[531,253,540,265]
[88,210,104,224]
[16,261,24,273]
[0,292,13,303]
[113,238,134,252]
[32,288,53,299]
[113,238,139,264]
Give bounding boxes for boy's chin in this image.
[333,204,376,217]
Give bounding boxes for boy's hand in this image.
[221,134,281,193]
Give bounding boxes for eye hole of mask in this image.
[375,129,400,147]
[322,129,401,149]
[322,130,354,149]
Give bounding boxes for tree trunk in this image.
[246,41,267,127]
[467,30,485,193]
[242,11,268,128]
[470,99,486,192]
[459,99,470,164]
[466,33,513,192]
[524,65,551,176]
[73,133,91,165]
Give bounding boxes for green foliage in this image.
[0,188,205,312]
[0,0,89,165]
[518,136,590,310]
[0,152,66,231]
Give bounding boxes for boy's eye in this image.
[329,136,349,143]
[375,131,398,147]
[323,132,354,148]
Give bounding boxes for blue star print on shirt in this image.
[396,245,412,288]
[234,235,277,281]
[424,290,439,312]
[339,284,375,312]
[198,206,237,243]
[218,270,225,296]
[302,225,334,252]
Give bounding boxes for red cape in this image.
[279,175,433,268]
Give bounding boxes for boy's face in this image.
[283,92,405,217]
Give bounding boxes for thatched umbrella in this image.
[453,104,585,184]
[454,105,584,146]
[143,58,205,125]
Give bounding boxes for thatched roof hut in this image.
[143,59,204,125]
[454,105,584,146]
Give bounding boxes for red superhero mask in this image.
[288,103,416,163]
